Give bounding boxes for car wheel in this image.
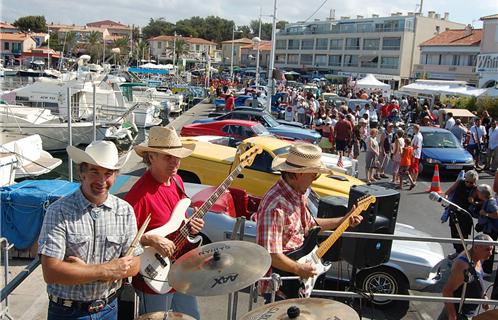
[178,170,201,184]
[356,266,409,309]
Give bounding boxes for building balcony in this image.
[414,64,476,74]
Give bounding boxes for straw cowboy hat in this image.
[66,140,130,170]
[272,143,331,174]
[134,126,195,159]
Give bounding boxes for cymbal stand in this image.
[0,238,14,320]
[227,217,246,320]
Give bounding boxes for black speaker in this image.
[317,196,349,262]
[343,184,400,269]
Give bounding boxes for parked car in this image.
[406,126,474,174]
[181,183,444,308]
[193,110,321,144]
[180,120,274,144]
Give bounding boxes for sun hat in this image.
[134,126,195,158]
[66,140,130,170]
[272,143,331,174]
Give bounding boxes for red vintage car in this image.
[180,120,274,142]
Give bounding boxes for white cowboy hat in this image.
[66,140,129,170]
[272,143,331,174]
[134,126,195,159]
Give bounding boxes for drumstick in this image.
[125,213,152,256]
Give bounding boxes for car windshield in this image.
[262,114,280,127]
[273,146,291,156]
[252,123,271,135]
[422,132,459,148]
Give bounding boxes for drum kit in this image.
[136,240,360,320]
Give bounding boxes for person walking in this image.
[38,141,142,320]
[410,124,423,185]
[378,123,394,179]
[365,128,380,183]
[399,137,416,190]
[391,129,405,184]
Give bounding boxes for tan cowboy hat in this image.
[134,126,195,158]
[272,143,331,174]
[66,140,130,170]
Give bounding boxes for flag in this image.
[0,91,16,104]
[337,155,344,168]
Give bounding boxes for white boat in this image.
[0,104,115,151]
[0,132,62,186]
[0,66,18,77]
[9,67,161,128]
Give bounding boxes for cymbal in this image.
[473,309,498,320]
[240,298,359,320]
[135,311,195,320]
[168,240,271,296]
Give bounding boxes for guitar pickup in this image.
[154,253,168,267]
[145,265,158,278]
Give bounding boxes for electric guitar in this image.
[139,145,262,294]
[274,195,376,298]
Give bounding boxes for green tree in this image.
[13,15,47,32]
[237,25,252,39]
[276,20,288,31]
[249,20,272,40]
[142,18,174,39]
[171,38,189,61]
[134,40,150,63]
[111,36,131,64]
[201,16,235,42]
[62,31,77,57]
[48,32,63,52]
[86,31,102,62]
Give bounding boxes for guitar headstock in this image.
[353,195,376,215]
[239,145,263,168]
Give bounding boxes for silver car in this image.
[184,183,444,308]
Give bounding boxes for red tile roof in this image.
[0,22,16,29]
[241,40,272,51]
[0,33,30,41]
[420,29,482,46]
[86,20,126,27]
[148,35,216,45]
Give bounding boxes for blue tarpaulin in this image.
[128,67,169,75]
[0,180,79,249]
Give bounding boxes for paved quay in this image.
[3,101,491,319]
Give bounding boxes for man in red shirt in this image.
[256,143,362,301]
[225,93,235,111]
[125,126,204,319]
[334,113,353,156]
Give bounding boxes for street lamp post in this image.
[252,36,261,88]
[172,31,177,66]
[230,24,236,82]
[266,0,278,113]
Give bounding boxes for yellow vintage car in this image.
[179,136,364,197]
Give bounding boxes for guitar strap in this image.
[171,176,189,200]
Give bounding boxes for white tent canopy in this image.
[138,63,174,70]
[355,74,391,96]
[399,80,488,97]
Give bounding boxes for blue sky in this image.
[2,0,496,28]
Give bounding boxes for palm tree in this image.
[112,36,130,65]
[63,31,77,57]
[86,31,102,62]
[134,40,150,64]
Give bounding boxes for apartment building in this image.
[220,38,253,67]
[0,22,18,33]
[0,33,36,61]
[477,14,498,88]
[274,11,464,88]
[240,40,271,68]
[86,20,132,38]
[148,35,219,63]
[414,26,481,85]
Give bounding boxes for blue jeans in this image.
[47,298,117,320]
[136,290,200,320]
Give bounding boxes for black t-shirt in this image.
[450,180,476,210]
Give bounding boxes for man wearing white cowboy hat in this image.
[125,126,203,319]
[256,143,363,301]
[38,140,142,320]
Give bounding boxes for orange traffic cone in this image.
[427,164,443,194]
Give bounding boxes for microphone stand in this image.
[446,203,478,319]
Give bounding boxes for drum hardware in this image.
[135,311,195,320]
[239,297,360,320]
[227,217,245,320]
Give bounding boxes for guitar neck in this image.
[190,165,244,220]
[315,215,352,259]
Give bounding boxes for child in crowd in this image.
[399,137,416,190]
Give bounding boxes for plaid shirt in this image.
[256,178,316,293]
[38,188,143,301]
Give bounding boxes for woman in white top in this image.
[365,128,380,183]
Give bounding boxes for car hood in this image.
[422,148,473,163]
[321,153,354,172]
[391,223,444,267]
[269,125,321,141]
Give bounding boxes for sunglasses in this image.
[464,180,475,185]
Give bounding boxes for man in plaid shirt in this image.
[38,141,142,320]
[256,143,362,301]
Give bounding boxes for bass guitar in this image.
[274,195,376,298]
[139,145,262,294]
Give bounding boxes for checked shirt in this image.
[38,188,143,301]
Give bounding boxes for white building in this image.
[274,11,464,89]
[148,35,219,64]
[414,26,481,85]
[477,14,498,88]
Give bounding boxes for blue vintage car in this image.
[407,126,474,174]
[192,110,321,144]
